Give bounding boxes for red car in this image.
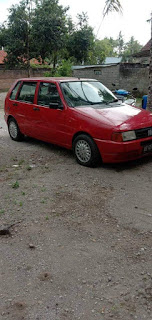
[4,77,152,166]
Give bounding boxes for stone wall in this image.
[73,65,120,91]
[73,63,149,96]
[119,63,149,95]
[0,68,48,90]
[0,64,150,96]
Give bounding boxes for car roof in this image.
[16,77,97,83]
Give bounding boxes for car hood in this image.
[76,103,152,131]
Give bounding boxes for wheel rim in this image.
[9,121,18,139]
[75,139,91,163]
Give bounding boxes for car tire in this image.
[73,134,101,167]
[8,118,24,141]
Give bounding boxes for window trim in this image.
[10,81,22,101]
[17,81,37,104]
[37,81,61,107]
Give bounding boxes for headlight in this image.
[122,130,136,141]
[112,130,136,142]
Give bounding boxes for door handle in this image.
[13,102,18,106]
[33,107,40,111]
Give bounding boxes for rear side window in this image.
[10,81,21,100]
[17,82,37,103]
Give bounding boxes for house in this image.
[0,49,44,66]
[0,50,7,65]
[133,39,151,64]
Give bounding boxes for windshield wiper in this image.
[108,99,120,103]
[90,101,109,105]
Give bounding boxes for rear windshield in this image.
[60,81,117,107]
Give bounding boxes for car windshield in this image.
[60,81,118,107]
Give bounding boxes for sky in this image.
[0,0,151,46]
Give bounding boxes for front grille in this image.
[135,127,152,139]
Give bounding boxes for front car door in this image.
[34,81,68,145]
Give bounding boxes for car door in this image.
[16,81,38,137]
[6,80,26,132]
[33,81,68,146]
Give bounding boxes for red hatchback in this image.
[4,77,152,166]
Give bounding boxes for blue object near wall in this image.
[142,95,147,109]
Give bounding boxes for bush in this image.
[44,59,73,77]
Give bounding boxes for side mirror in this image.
[49,103,63,110]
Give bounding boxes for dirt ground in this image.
[1,92,152,320]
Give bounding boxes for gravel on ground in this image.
[1,92,152,320]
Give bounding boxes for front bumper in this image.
[95,137,152,163]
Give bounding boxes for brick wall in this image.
[0,68,48,90]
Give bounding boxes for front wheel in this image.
[73,134,101,167]
[8,118,23,141]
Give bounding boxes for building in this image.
[0,50,7,66]
[133,40,151,64]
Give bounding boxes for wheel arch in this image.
[72,131,102,166]
[7,115,17,125]
[72,131,94,145]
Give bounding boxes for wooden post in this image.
[147,12,152,110]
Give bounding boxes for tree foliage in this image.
[103,0,122,17]
[66,13,95,64]
[0,0,69,69]
[122,37,142,62]
[0,1,32,68]
[0,0,144,74]
[31,0,69,67]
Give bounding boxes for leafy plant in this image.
[12,181,19,189]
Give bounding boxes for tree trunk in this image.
[53,51,57,71]
[147,13,152,110]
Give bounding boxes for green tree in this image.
[31,0,69,69]
[116,31,124,56]
[0,0,35,75]
[122,37,142,62]
[103,0,122,17]
[88,38,117,64]
[67,13,95,64]
[0,0,69,72]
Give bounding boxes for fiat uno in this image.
[4,77,152,166]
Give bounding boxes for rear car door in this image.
[5,81,25,132]
[16,81,38,137]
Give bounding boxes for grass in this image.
[136,97,142,108]
[0,209,5,215]
[12,181,19,189]
[0,88,9,93]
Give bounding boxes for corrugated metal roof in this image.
[104,57,122,64]
[72,57,122,70]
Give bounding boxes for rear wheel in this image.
[73,134,101,167]
[8,118,23,141]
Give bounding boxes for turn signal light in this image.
[111,132,123,142]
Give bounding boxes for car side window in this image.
[37,82,61,106]
[10,81,21,100]
[17,82,37,103]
